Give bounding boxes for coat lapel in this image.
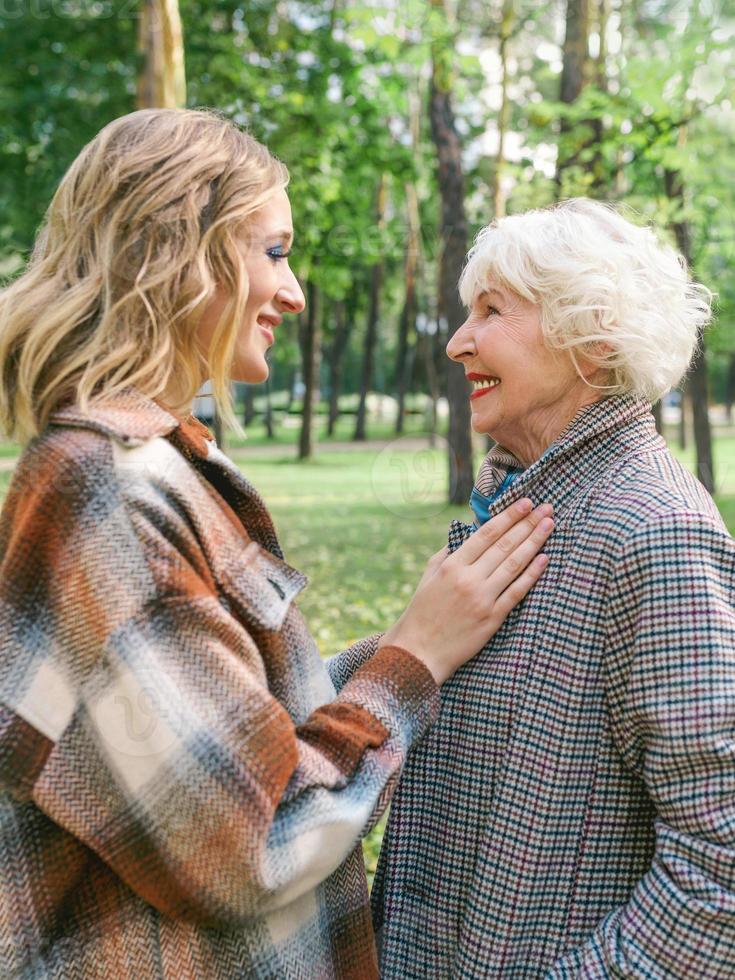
[453,395,660,552]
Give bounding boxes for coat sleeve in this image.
[326,634,382,693]
[0,446,440,929]
[547,512,735,978]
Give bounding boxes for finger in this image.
[490,553,550,621]
[424,544,451,581]
[452,497,536,565]
[482,517,554,592]
[471,504,553,575]
[429,545,450,566]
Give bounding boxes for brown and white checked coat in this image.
[0,388,440,979]
[330,394,735,978]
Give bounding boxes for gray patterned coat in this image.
[329,394,735,978]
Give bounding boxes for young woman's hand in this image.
[379,499,553,685]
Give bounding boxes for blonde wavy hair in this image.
[459,198,713,403]
[0,107,288,443]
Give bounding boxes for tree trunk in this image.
[678,384,688,450]
[492,0,514,219]
[589,0,608,194]
[264,377,274,440]
[560,0,590,105]
[298,282,321,460]
[688,342,714,492]
[664,158,714,492]
[420,330,440,446]
[327,299,350,436]
[556,0,591,189]
[652,399,663,435]
[243,386,256,427]
[429,0,473,504]
[725,352,735,424]
[137,0,186,109]
[354,177,387,441]
[395,182,420,434]
[286,368,296,413]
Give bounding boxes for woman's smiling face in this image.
[446,282,602,465]
[199,188,305,384]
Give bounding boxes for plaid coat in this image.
[0,388,440,979]
[330,394,735,978]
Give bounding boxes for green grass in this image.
[225,411,435,449]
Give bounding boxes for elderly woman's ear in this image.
[576,342,615,386]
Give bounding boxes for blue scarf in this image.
[470,445,525,527]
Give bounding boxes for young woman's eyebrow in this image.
[251,227,293,247]
[270,228,293,246]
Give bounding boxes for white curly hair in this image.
[458,198,713,403]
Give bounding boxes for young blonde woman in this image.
[0,108,553,979]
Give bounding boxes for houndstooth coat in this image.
[329,394,735,979]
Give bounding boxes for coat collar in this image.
[471,393,660,524]
[49,387,216,459]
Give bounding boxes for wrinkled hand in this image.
[379,498,554,685]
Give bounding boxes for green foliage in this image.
[0,3,137,269]
[519,0,735,351]
[1,0,732,395]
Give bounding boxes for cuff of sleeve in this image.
[296,702,389,777]
[326,632,382,693]
[339,644,441,753]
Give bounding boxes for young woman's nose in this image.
[446,318,476,363]
[278,268,306,314]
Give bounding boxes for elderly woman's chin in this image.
[470,410,496,437]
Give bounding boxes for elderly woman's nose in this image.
[446,320,476,362]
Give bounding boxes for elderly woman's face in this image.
[447,282,599,465]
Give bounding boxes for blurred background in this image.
[2,0,734,605]
[2,0,733,880]
[1,0,734,493]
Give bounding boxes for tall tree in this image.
[299,282,321,460]
[394,202,420,434]
[664,157,714,493]
[242,386,256,427]
[395,181,421,433]
[678,386,688,450]
[354,176,387,441]
[725,355,735,424]
[326,299,350,436]
[429,0,474,504]
[588,0,608,194]
[0,6,136,268]
[555,0,591,190]
[137,0,186,109]
[492,0,515,219]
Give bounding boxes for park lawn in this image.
[224,411,433,449]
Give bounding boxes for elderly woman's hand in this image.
[379,499,553,685]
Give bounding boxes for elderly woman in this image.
[330,199,735,977]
